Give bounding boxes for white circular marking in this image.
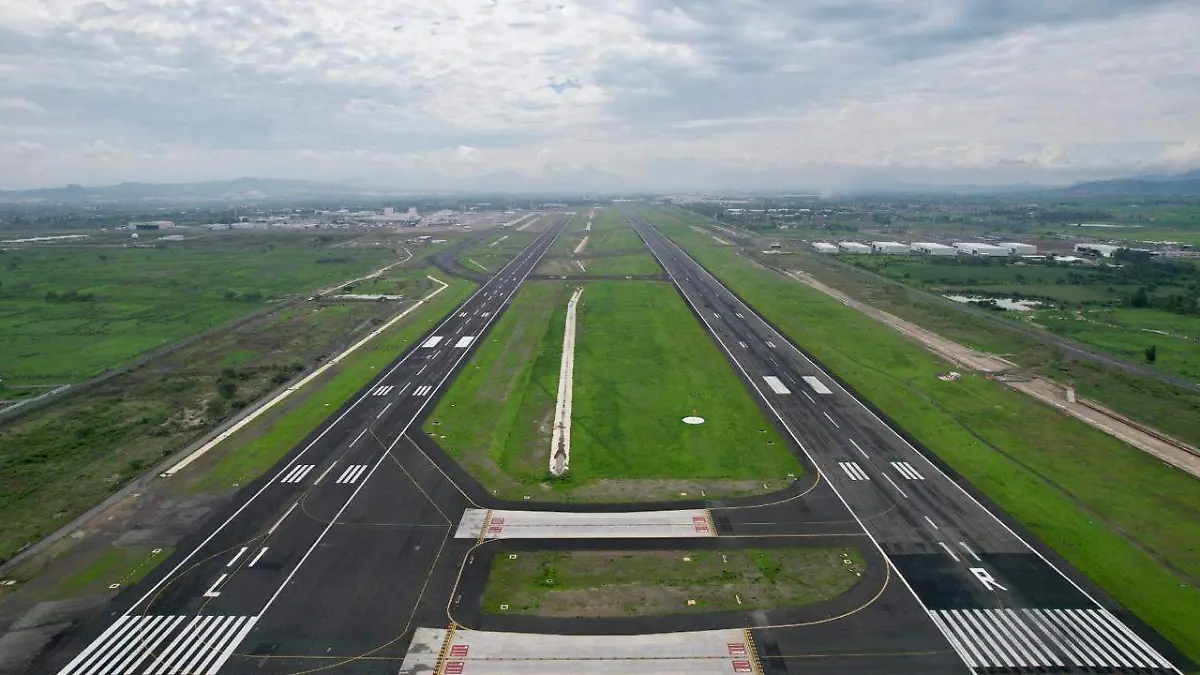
[682,416,705,425]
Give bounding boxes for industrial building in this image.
[812,242,838,253]
[1075,243,1122,258]
[838,241,871,254]
[954,242,1011,257]
[871,241,910,254]
[1000,242,1038,255]
[911,242,957,256]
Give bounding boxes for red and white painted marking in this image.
[455,508,717,539]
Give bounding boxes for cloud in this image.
[1160,139,1200,167]
[0,0,1197,189]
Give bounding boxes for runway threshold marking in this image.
[279,464,315,484]
[413,385,434,397]
[54,614,259,675]
[371,384,393,396]
[421,336,444,348]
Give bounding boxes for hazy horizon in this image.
[2,1,1198,191]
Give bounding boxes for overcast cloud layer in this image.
[2,0,1199,191]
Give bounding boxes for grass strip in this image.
[482,548,865,616]
[54,546,175,598]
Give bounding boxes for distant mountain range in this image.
[1056,169,1200,197]
[0,178,390,204]
[3,169,1199,203]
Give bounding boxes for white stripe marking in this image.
[930,612,980,669]
[738,341,747,348]
[178,617,237,675]
[120,616,183,674]
[882,473,909,498]
[454,335,475,348]
[923,516,939,530]
[959,541,981,561]
[350,429,367,447]
[762,376,791,394]
[168,616,226,675]
[156,616,214,674]
[89,616,155,675]
[311,461,338,486]
[848,439,868,458]
[226,548,247,568]
[144,617,203,674]
[202,574,226,598]
[975,609,1036,666]
[766,340,776,348]
[802,391,816,403]
[958,609,1015,668]
[204,617,258,675]
[421,335,443,348]
[56,616,131,675]
[802,376,832,394]
[997,609,1061,667]
[938,542,961,562]
[822,411,840,428]
[190,617,247,675]
[267,501,298,535]
[376,402,392,419]
[248,547,269,567]
[838,461,869,481]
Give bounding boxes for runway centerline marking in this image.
[312,461,338,486]
[823,412,840,428]
[882,473,909,499]
[924,516,939,530]
[848,438,868,458]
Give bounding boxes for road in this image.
[35,209,1186,675]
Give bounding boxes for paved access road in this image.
[626,210,1184,675]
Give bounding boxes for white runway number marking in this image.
[930,608,1174,672]
[55,614,259,675]
[279,464,315,484]
[890,461,926,480]
[838,461,870,481]
[335,464,369,485]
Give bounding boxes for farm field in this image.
[0,266,473,563]
[645,206,1200,664]
[0,233,404,387]
[1031,307,1200,381]
[482,548,865,617]
[427,280,801,502]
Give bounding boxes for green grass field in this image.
[1031,308,1200,381]
[645,207,1200,664]
[482,548,864,617]
[428,281,801,501]
[536,252,663,277]
[0,236,401,385]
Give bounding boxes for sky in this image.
[1,0,1199,192]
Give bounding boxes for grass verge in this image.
[646,207,1200,665]
[190,277,475,492]
[54,546,174,598]
[482,548,865,617]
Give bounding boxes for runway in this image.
[36,208,1188,675]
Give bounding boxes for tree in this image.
[217,380,237,399]
[1145,345,1157,363]
[1131,286,1150,308]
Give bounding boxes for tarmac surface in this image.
[34,210,1190,675]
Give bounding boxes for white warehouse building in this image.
[1075,243,1122,258]
[954,242,1011,257]
[871,241,910,254]
[812,242,839,253]
[1000,242,1038,255]
[838,241,872,254]
[911,242,957,256]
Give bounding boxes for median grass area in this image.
[189,276,475,492]
[536,252,664,277]
[482,548,865,617]
[0,233,399,386]
[428,281,801,501]
[53,546,174,599]
[645,207,1200,665]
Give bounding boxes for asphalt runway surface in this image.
[36,209,1189,675]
